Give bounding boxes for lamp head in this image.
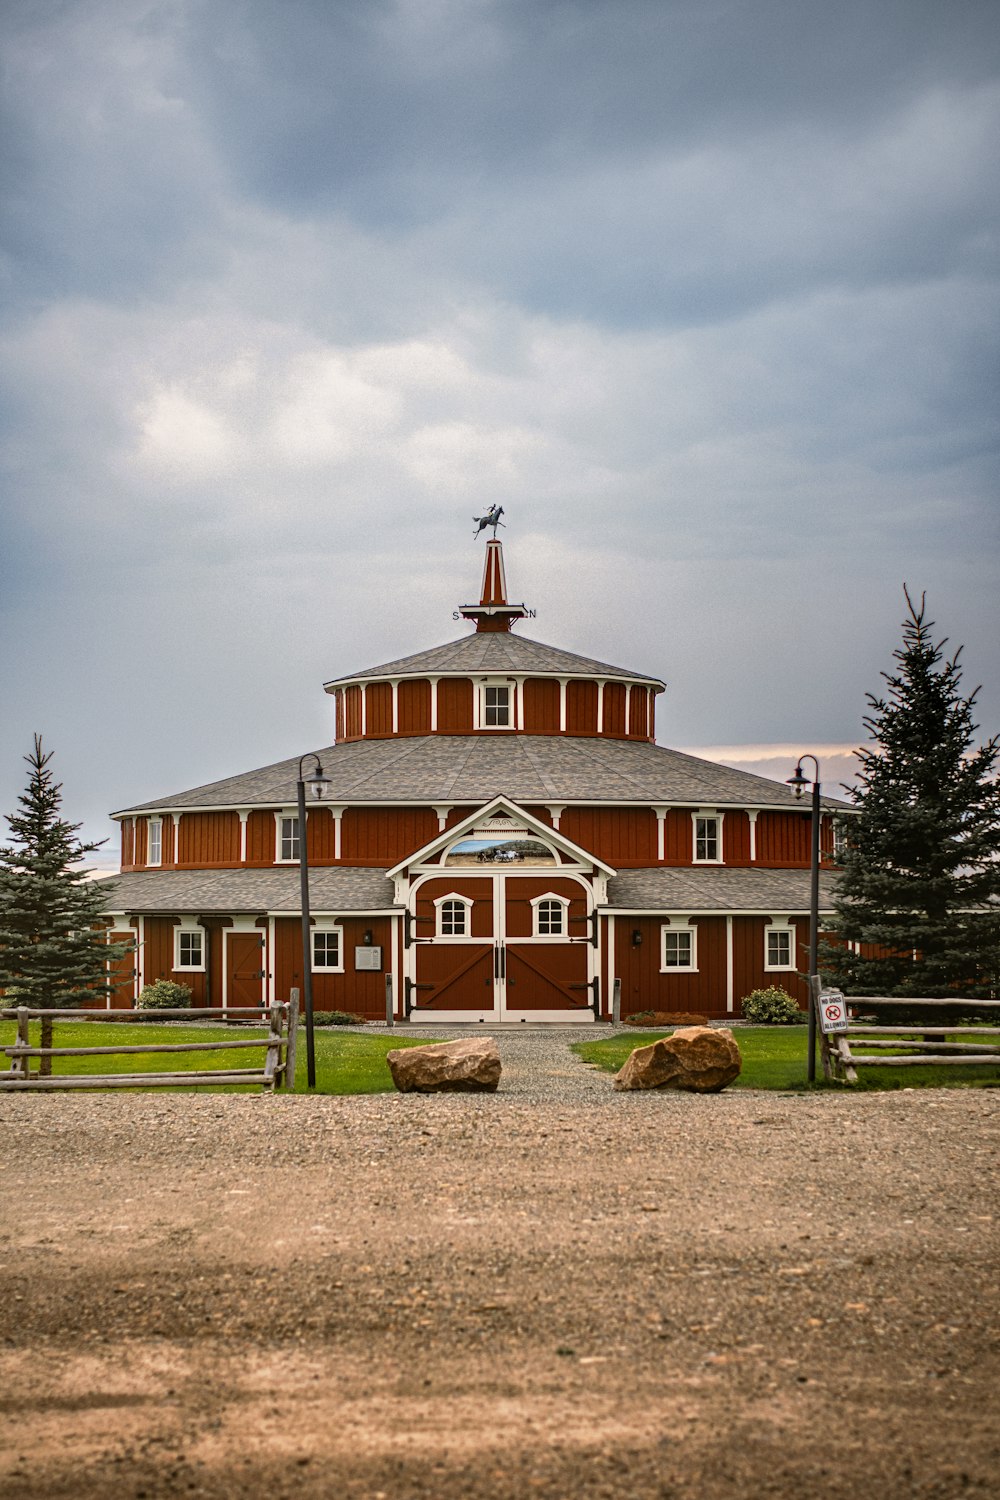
[306,762,331,802]
[785,762,809,801]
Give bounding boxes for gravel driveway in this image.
[0,1032,997,1500]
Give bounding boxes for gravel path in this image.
[0,1049,997,1500]
[395,1023,617,1099]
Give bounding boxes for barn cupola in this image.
[458,537,529,633]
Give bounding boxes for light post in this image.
[786,755,821,1084]
[297,753,331,1089]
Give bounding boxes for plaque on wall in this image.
[355,946,382,971]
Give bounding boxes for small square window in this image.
[279,815,299,861]
[439,899,469,936]
[483,685,511,727]
[176,929,204,970]
[766,929,794,970]
[312,930,341,971]
[148,819,162,867]
[663,931,693,968]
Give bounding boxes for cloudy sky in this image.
[2,0,997,870]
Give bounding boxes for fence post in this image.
[385,973,394,1028]
[612,978,621,1025]
[39,1014,53,1077]
[285,989,300,1091]
[15,1008,30,1079]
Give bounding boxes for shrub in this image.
[740,986,805,1025]
[137,979,194,1011]
[312,1009,367,1027]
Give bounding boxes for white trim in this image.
[324,667,666,693]
[596,680,605,734]
[546,803,566,830]
[327,804,345,861]
[137,915,145,993]
[515,676,526,732]
[147,817,162,868]
[654,805,670,862]
[433,893,474,938]
[764,920,797,972]
[360,682,367,738]
[112,795,851,821]
[659,918,698,973]
[171,812,181,864]
[558,677,568,733]
[529,892,571,938]
[429,676,439,732]
[606,913,616,1017]
[267,916,276,1005]
[479,679,513,730]
[432,804,453,833]
[725,915,734,1011]
[692,810,725,865]
[238,809,249,864]
[747,809,758,864]
[391,679,399,735]
[624,684,631,736]
[388,795,618,879]
[311,922,345,973]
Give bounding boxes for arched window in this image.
[434,894,474,937]
[530,893,571,937]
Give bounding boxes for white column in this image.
[266,916,275,1005]
[360,682,367,737]
[654,806,669,861]
[330,806,345,861]
[515,677,526,731]
[559,677,568,733]
[607,913,616,1019]
[748,810,758,863]
[137,915,146,995]
[726,916,734,1013]
[429,677,439,732]
[171,812,181,863]
[596,679,605,734]
[391,913,401,1021]
[238,810,249,863]
[432,805,452,832]
[624,684,632,736]
[391,680,399,734]
[546,804,565,830]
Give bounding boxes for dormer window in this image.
[482,683,511,728]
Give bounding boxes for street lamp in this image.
[786,755,821,1084]
[297,752,331,1089]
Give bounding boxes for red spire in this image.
[458,537,529,633]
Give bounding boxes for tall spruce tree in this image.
[824,590,1000,997]
[0,736,125,1008]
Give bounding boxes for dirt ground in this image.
[0,1082,997,1500]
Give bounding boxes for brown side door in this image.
[228,932,265,1008]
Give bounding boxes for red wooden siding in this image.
[177,811,240,866]
[756,811,811,867]
[437,677,473,734]
[366,682,392,737]
[732,918,808,1009]
[567,679,598,735]
[413,877,495,940]
[724,813,752,866]
[615,916,728,1017]
[340,807,440,865]
[398,679,431,735]
[661,810,692,863]
[558,807,657,865]
[107,931,137,1008]
[523,678,560,733]
[134,818,147,867]
[628,688,647,739]
[503,875,588,938]
[142,917,209,1004]
[603,683,626,737]
[344,685,362,739]
[271,915,394,1018]
[304,807,336,862]
[245,811,274,866]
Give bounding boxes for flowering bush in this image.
[740,986,805,1024]
[312,1009,366,1026]
[137,979,194,1011]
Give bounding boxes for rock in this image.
[622,1011,709,1028]
[613,1026,741,1094]
[386,1038,502,1094]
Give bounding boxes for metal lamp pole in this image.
[787,755,821,1084]
[297,753,331,1090]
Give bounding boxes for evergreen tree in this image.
[824,590,1000,997]
[0,736,126,1008]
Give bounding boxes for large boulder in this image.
[386,1037,501,1093]
[613,1026,741,1094]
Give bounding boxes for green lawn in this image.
[0,1020,437,1096]
[573,1027,1000,1091]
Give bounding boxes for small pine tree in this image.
[0,736,128,1008]
[824,590,1000,998]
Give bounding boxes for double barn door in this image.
[411,874,594,1022]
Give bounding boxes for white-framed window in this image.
[312,926,344,972]
[693,812,723,864]
[765,925,796,971]
[530,893,570,937]
[277,813,299,862]
[148,818,162,867]
[481,682,511,728]
[660,922,698,972]
[434,894,473,937]
[174,926,205,971]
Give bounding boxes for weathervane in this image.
[473,504,505,538]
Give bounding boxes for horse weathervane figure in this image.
[473,504,505,538]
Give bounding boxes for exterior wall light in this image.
[632,928,643,947]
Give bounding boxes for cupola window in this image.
[483,683,511,728]
[692,813,724,864]
[148,818,162,867]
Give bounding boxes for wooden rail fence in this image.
[0,995,299,1094]
[824,997,1000,1084]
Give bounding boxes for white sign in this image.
[355,946,382,971]
[819,988,849,1034]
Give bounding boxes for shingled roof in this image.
[605,867,839,912]
[324,632,665,688]
[95,868,397,914]
[116,736,848,815]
